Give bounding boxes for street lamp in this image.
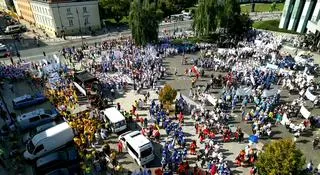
[11,34,21,62]
[76,8,84,47]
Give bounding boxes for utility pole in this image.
[76,8,84,47]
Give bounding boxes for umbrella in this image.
[249,135,259,143]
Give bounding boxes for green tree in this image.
[193,0,218,36]
[193,0,251,38]
[270,2,277,12]
[129,0,162,46]
[99,0,131,23]
[158,0,196,17]
[256,139,306,175]
[159,84,177,106]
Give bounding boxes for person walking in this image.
[117,141,123,153]
[43,51,46,57]
[313,137,319,150]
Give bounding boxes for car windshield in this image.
[27,141,35,153]
[115,120,125,128]
[140,147,152,158]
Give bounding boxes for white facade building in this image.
[280,0,320,34]
[30,0,101,37]
[0,0,9,10]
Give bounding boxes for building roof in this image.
[74,71,97,84]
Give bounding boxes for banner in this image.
[262,88,278,97]
[300,106,311,119]
[266,63,278,70]
[236,87,252,96]
[250,74,255,86]
[205,94,217,106]
[53,54,60,64]
[73,82,87,96]
[20,62,32,70]
[305,89,317,101]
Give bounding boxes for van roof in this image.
[32,122,71,145]
[123,131,151,151]
[102,107,125,123]
[6,24,23,28]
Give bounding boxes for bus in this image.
[119,131,154,166]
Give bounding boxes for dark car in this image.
[12,93,47,109]
[44,164,81,175]
[35,147,79,175]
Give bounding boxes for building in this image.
[30,0,101,37]
[12,0,35,24]
[279,0,320,34]
[0,0,12,10]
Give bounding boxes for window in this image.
[83,7,87,13]
[127,143,139,158]
[34,144,44,154]
[29,116,40,122]
[84,17,89,25]
[140,147,152,158]
[67,8,71,13]
[68,19,73,26]
[40,114,50,119]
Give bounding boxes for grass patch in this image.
[103,17,129,27]
[241,2,284,13]
[253,20,300,34]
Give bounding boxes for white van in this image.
[22,121,58,143]
[5,24,26,34]
[24,122,74,160]
[119,131,154,166]
[101,107,127,133]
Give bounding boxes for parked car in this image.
[12,93,47,109]
[44,164,81,175]
[17,108,59,130]
[22,121,58,143]
[0,44,9,58]
[36,146,79,175]
[4,24,27,34]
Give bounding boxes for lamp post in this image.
[76,8,84,47]
[11,34,21,62]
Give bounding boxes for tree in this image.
[99,0,131,23]
[256,139,306,175]
[193,0,218,36]
[129,0,162,46]
[270,2,277,12]
[159,84,177,106]
[193,0,251,38]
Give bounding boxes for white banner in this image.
[250,74,255,86]
[20,62,32,70]
[236,87,252,96]
[262,88,278,97]
[266,63,279,70]
[53,54,60,64]
[300,106,311,119]
[73,82,86,96]
[305,89,317,101]
[205,94,217,106]
[280,113,289,126]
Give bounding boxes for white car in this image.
[17,108,59,131]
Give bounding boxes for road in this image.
[0,11,282,64]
